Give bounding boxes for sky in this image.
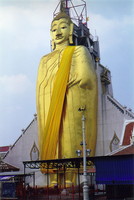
[0,0,134,146]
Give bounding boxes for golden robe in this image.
[36,45,97,160]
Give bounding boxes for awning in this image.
[0,171,34,182]
[0,176,14,181]
[23,154,134,185]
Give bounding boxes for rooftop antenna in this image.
[60,0,69,15]
[54,0,88,26]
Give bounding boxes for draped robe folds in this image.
[36,45,98,161]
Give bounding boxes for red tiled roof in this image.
[0,146,10,152]
[122,122,134,145]
[0,161,19,172]
[113,145,134,156]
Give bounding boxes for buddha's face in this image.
[51,18,72,45]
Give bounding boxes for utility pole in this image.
[78,106,89,200]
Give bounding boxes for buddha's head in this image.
[51,12,74,50]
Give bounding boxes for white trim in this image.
[106,144,132,156]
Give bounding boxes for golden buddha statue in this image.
[36,10,97,186]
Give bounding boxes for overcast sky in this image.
[0,0,134,146]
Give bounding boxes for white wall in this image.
[95,63,134,156]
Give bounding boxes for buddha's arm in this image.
[36,56,48,112]
[75,46,96,90]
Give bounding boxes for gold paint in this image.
[39,46,75,162]
[36,14,98,185]
[51,13,73,50]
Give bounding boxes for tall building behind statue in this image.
[3,0,134,176]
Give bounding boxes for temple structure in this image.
[1,0,134,197]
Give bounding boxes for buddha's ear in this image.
[69,23,74,44]
[51,40,56,50]
[50,30,56,50]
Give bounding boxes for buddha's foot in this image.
[49,181,58,187]
[65,180,73,187]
